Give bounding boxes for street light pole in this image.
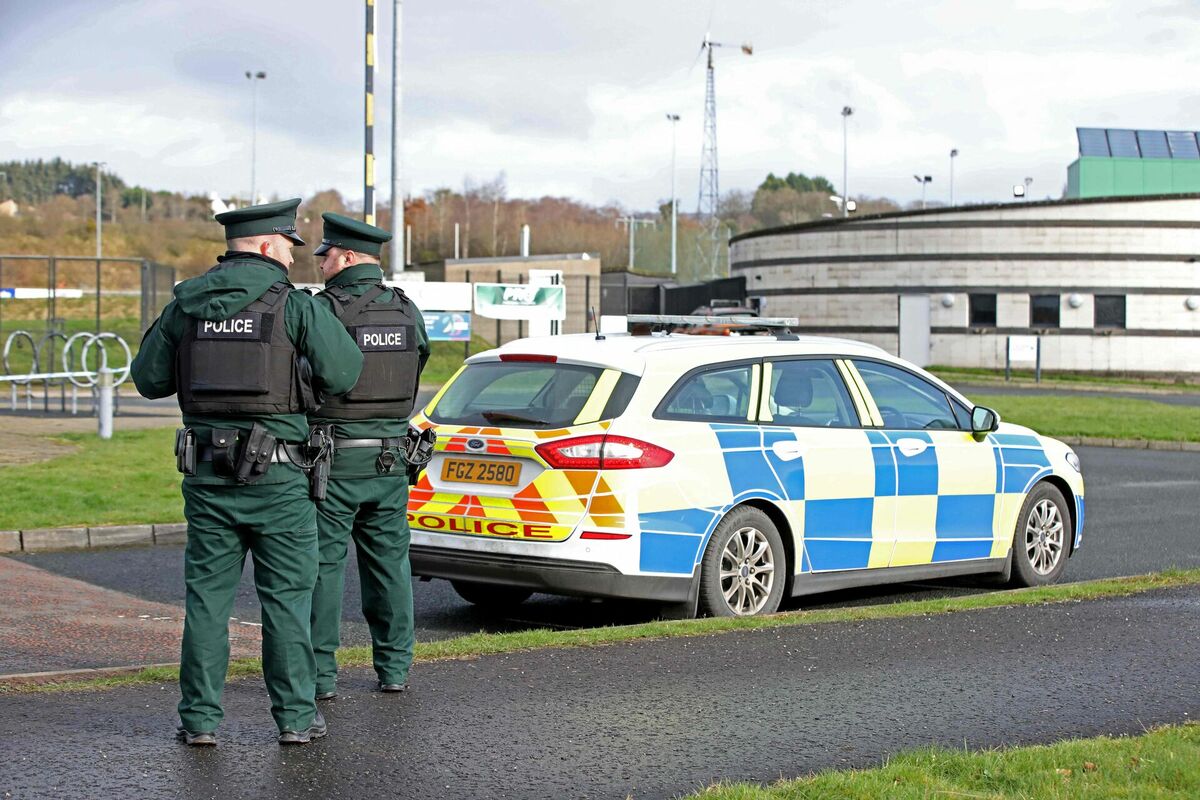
[95,161,105,258]
[841,106,853,218]
[912,174,932,210]
[666,113,680,276]
[949,148,958,206]
[245,70,266,205]
[390,0,404,275]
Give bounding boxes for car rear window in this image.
[658,363,755,421]
[429,361,615,428]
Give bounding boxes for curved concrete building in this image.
[730,195,1200,374]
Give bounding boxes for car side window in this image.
[852,360,959,430]
[661,364,754,421]
[767,359,857,428]
[950,398,972,429]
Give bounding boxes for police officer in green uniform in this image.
[307,212,430,700]
[131,199,364,746]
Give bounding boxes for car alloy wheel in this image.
[719,526,776,615]
[699,506,786,618]
[1024,498,1064,576]
[1010,482,1070,588]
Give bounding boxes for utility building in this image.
[1067,128,1200,198]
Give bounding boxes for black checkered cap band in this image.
[273,225,298,234]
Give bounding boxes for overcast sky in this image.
[2,0,1198,211]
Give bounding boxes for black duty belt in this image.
[334,437,402,449]
[198,443,304,463]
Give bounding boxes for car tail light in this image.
[580,531,632,540]
[499,353,557,363]
[535,434,674,470]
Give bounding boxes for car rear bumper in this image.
[410,544,695,602]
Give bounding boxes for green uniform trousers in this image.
[179,468,319,734]
[311,474,413,694]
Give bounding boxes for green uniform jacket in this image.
[131,252,364,484]
[308,263,431,479]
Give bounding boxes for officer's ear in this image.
[343,250,357,268]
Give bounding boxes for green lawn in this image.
[0,427,181,529]
[423,335,491,384]
[970,392,1200,443]
[933,365,1200,393]
[690,722,1200,799]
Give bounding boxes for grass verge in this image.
[0,427,182,529]
[690,721,1200,799]
[5,568,1198,694]
[422,335,492,384]
[969,392,1200,443]
[932,364,1200,393]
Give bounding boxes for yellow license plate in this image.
[440,458,522,486]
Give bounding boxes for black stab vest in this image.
[319,282,421,420]
[176,279,311,415]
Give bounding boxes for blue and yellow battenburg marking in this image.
[627,423,1078,577]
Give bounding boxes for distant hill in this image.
[0,160,900,280]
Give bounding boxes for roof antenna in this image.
[590,307,605,340]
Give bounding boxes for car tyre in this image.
[451,580,534,608]
[1010,482,1070,587]
[699,506,787,617]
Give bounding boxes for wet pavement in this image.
[0,558,259,676]
[2,585,1198,799]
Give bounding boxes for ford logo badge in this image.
[467,438,485,451]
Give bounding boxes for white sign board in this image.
[291,280,472,312]
[388,281,472,312]
[1008,335,1039,362]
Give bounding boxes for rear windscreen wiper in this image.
[481,410,549,426]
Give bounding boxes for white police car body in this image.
[407,325,1084,617]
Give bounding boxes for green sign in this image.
[473,283,565,321]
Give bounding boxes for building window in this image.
[968,294,997,327]
[1030,294,1060,328]
[1094,295,1126,329]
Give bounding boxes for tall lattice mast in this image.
[694,34,751,279]
[697,40,720,278]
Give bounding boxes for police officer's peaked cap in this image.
[313,212,393,257]
[215,198,306,246]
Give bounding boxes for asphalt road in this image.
[11,445,1200,652]
[3,585,1198,799]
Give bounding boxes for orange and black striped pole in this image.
[364,0,377,225]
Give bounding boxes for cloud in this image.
[2,0,1197,211]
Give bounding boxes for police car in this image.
[408,317,1084,617]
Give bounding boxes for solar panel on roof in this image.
[1077,128,1110,156]
[1166,130,1199,159]
[1136,130,1170,158]
[1106,129,1140,157]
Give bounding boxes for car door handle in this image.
[895,438,928,457]
[771,440,804,462]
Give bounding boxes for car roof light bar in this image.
[625,314,800,334]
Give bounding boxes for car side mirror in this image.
[971,406,1000,441]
